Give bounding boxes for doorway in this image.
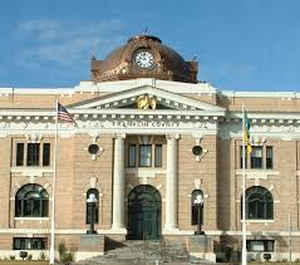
[127,185,161,240]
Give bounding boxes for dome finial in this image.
[143,26,150,35]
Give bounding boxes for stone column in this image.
[112,134,126,233]
[164,134,179,232]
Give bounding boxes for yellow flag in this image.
[243,112,252,154]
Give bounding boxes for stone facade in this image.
[1,35,300,262]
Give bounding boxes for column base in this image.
[108,227,127,234]
[162,227,180,235]
[194,230,205,235]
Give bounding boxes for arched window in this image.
[15,184,49,217]
[241,186,273,220]
[86,189,99,224]
[191,189,204,225]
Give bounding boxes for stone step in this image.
[77,239,190,264]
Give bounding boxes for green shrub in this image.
[9,255,15,260]
[61,252,74,265]
[58,241,74,265]
[27,254,33,260]
[39,251,46,261]
[59,242,67,258]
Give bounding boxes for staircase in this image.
[76,239,190,264]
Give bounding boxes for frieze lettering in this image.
[110,120,208,129]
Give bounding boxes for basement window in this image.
[13,238,47,250]
[246,240,274,252]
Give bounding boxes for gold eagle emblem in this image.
[136,95,157,110]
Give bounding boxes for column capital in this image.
[166,133,180,140]
[114,133,126,139]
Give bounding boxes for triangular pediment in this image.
[69,86,225,112]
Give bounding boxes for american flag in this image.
[57,102,74,123]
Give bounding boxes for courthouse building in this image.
[0,34,300,261]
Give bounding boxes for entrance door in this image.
[128,185,161,240]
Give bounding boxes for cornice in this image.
[0,79,217,95]
[72,85,223,111]
[2,79,300,99]
[0,109,225,122]
[223,112,300,126]
[220,90,300,99]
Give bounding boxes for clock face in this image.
[134,50,155,69]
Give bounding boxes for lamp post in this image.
[87,193,98,234]
[194,193,205,235]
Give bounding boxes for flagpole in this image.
[50,99,58,264]
[242,104,247,265]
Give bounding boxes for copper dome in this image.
[91,35,198,83]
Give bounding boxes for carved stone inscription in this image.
[109,120,210,129]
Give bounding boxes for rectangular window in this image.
[251,146,263,169]
[128,144,136,168]
[139,144,152,167]
[13,238,47,250]
[15,142,51,167]
[246,240,274,252]
[43,143,50,166]
[16,143,24,166]
[266,146,273,169]
[27,143,40,166]
[155,144,162,167]
[240,146,248,169]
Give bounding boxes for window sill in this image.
[126,167,166,178]
[14,217,49,221]
[11,167,53,178]
[241,219,274,223]
[247,251,274,253]
[13,249,47,251]
[235,169,279,179]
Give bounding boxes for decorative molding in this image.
[87,132,100,142]
[82,177,101,195]
[25,133,43,143]
[127,184,134,192]
[195,148,208,162]
[166,133,180,140]
[250,136,267,146]
[140,177,149,185]
[113,133,126,139]
[89,176,99,189]
[192,133,204,145]
[194,178,202,189]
